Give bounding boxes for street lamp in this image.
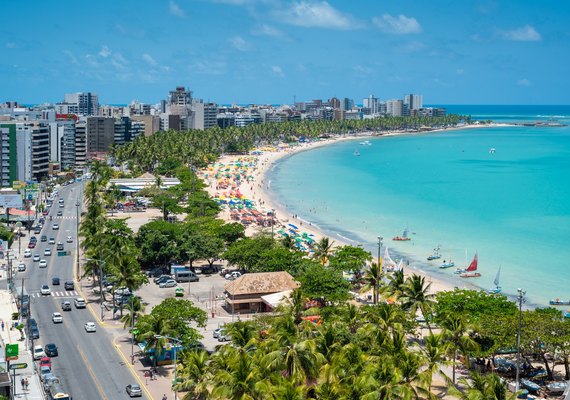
[83,257,106,320]
[515,288,526,392]
[75,200,81,280]
[155,335,182,400]
[377,236,383,271]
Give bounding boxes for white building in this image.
[404,94,423,111]
[386,100,404,117]
[64,92,99,116]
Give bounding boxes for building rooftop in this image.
[225,271,299,296]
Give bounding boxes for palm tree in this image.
[173,350,211,400]
[209,348,264,400]
[451,371,518,400]
[420,333,451,393]
[440,313,479,384]
[225,320,258,350]
[361,262,383,304]
[120,295,146,329]
[383,268,406,300]
[400,274,435,331]
[312,237,334,265]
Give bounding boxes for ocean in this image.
[267,105,570,307]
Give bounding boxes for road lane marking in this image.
[113,336,154,400]
[77,344,108,400]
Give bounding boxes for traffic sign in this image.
[27,194,32,201]
[9,363,27,370]
[5,344,18,358]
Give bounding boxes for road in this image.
[15,182,148,400]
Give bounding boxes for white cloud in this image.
[353,65,372,74]
[500,25,541,41]
[271,65,284,76]
[517,78,531,86]
[190,60,227,75]
[111,53,129,70]
[280,1,355,30]
[372,14,421,34]
[230,36,253,51]
[252,24,284,38]
[98,45,111,58]
[142,53,158,66]
[169,1,186,17]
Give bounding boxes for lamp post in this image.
[377,236,383,272]
[515,288,526,393]
[271,209,275,239]
[75,200,80,280]
[130,296,136,365]
[156,335,182,400]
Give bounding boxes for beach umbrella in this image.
[288,223,299,230]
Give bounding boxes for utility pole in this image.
[377,236,383,271]
[515,288,525,393]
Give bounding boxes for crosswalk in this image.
[53,216,77,220]
[30,291,79,298]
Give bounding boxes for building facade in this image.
[63,92,99,116]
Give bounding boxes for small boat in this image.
[549,299,570,306]
[546,381,567,394]
[487,266,501,294]
[460,252,481,278]
[440,259,455,269]
[427,246,441,261]
[359,140,372,146]
[393,227,411,241]
[489,148,496,154]
[520,379,541,393]
[353,149,360,156]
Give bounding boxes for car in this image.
[114,287,131,296]
[56,210,63,216]
[42,372,59,387]
[154,275,172,284]
[217,329,231,342]
[28,242,36,249]
[39,365,51,381]
[159,279,177,288]
[52,223,59,230]
[39,217,45,224]
[48,237,55,244]
[30,236,38,243]
[126,384,142,397]
[74,297,86,308]
[225,271,242,280]
[41,235,47,242]
[66,235,73,243]
[33,254,40,262]
[31,326,40,339]
[213,327,222,338]
[33,345,45,360]
[39,259,48,268]
[84,322,96,332]
[56,242,64,251]
[41,284,51,295]
[44,248,52,256]
[34,227,41,234]
[61,301,71,311]
[59,203,64,208]
[39,356,52,369]
[146,267,167,278]
[17,263,26,272]
[52,312,63,323]
[45,343,58,357]
[24,249,32,258]
[52,277,60,285]
[64,281,74,290]
[29,318,37,329]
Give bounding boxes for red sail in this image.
[466,252,478,272]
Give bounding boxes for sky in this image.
[1,0,569,105]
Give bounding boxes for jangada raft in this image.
[459,252,481,278]
[393,227,411,241]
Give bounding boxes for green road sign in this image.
[58,251,69,256]
[9,363,27,370]
[5,344,18,358]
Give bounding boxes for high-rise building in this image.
[404,94,423,111]
[75,121,87,167]
[63,92,99,116]
[0,124,17,187]
[86,117,114,154]
[386,100,403,117]
[341,98,354,111]
[9,122,50,183]
[132,115,160,137]
[363,95,379,114]
[328,97,341,109]
[48,119,76,169]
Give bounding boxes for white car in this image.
[39,259,48,268]
[225,271,242,280]
[159,279,177,288]
[24,249,32,258]
[84,322,96,332]
[48,237,55,244]
[44,248,52,256]
[41,284,51,295]
[33,345,46,360]
[52,223,59,230]
[51,312,63,323]
[33,254,41,262]
[17,263,26,272]
[66,236,73,243]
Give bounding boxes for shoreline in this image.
[202,123,512,297]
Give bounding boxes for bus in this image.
[49,383,70,399]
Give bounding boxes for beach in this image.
[199,126,501,296]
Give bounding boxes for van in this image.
[174,270,199,283]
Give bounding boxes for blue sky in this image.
[1,0,569,105]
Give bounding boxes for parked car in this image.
[146,267,167,278]
[159,279,177,288]
[61,301,71,311]
[213,328,223,338]
[126,384,142,397]
[217,329,231,342]
[31,326,40,339]
[52,312,63,323]
[39,365,52,382]
[39,356,52,369]
[154,274,172,284]
[224,271,242,280]
[42,372,59,387]
[33,345,46,360]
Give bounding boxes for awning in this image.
[261,290,292,309]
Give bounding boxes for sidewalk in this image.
[0,290,44,399]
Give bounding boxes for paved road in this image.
[15,182,148,400]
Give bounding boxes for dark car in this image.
[29,318,37,329]
[30,236,37,243]
[64,281,74,290]
[52,277,60,286]
[34,227,41,234]
[45,343,58,357]
[154,275,172,284]
[28,242,36,249]
[31,327,40,339]
[146,267,167,278]
[56,242,64,251]
[41,235,47,242]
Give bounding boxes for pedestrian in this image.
[162,394,167,400]
[24,377,29,390]
[21,377,24,389]
[1,320,4,331]
[149,369,153,380]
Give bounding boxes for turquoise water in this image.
[268,106,570,306]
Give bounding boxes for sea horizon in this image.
[267,105,570,308]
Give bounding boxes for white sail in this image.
[395,260,404,271]
[493,266,501,287]
[384,247,397,268]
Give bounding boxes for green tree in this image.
[361,262,383,304]
[298,262,350,304]
[400,274,436,331]
[328,245,372,278]
[312,237,334,265]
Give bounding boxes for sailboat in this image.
[383,247,397,271]
[459,252,481,278]
[392,227,411,241]
[487,266,501,293]
[353,149,361,156]
[427,246,441,261]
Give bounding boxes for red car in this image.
[39,357,51,369]
[28,242,36,249]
